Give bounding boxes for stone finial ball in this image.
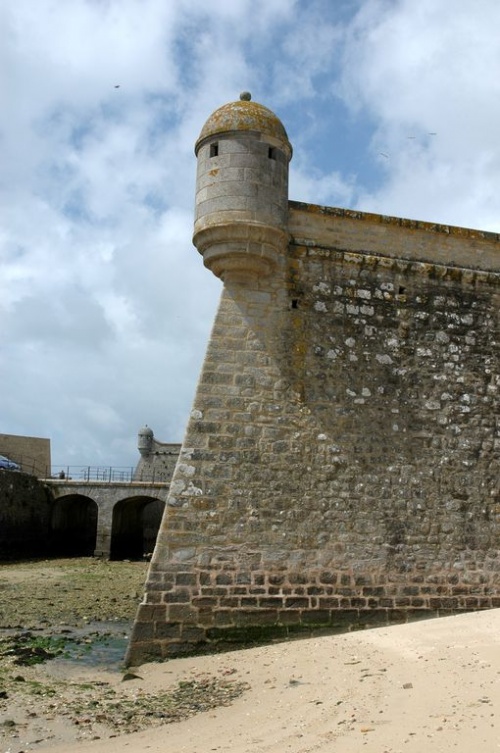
[240,91,252,101]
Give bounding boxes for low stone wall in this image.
[0,472,53,559]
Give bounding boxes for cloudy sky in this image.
[2,0,500,472]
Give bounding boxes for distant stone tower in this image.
[193,92,292,282]
[137,425,154,457]
[133,425,181,483]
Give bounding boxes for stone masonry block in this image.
[167,604,198,622]
[284,597,310,609]
[155,622,181,639]
[242,609,279,625]
[131,622,155,641]
[135,605,167,622]
[300,609,331,625]
[176,573,198,586]
[277,609,302,625]
[213,610,236,626]
[181,626,206,642]
[165,590,191,603]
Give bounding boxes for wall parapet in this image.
[289,202,500,273]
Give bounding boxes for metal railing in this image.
[48,465,170,484]
[0,451,172,484]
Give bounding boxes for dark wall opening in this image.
[110,496,164,560]
[50,495,98,557]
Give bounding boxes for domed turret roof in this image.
[195,93,292,156]
[138,425,154,437]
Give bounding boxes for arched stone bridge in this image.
[46,479,169,560]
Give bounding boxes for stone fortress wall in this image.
[126,95,500,665]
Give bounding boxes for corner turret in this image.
[137,425,154,457]
[193,93,292,283]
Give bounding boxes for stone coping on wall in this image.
[288,201,500,274]
[46,480,168,489]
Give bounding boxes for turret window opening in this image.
[268,146,277,160]
[210,142,219,157]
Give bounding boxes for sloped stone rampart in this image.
[126,215,500,664]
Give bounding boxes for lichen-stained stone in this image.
[125,96,500,666]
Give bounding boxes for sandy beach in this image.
[1,561,500,753]
[5,610,500,753]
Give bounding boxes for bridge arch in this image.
[50,494,98,557]
[110,495,165,560]
[46,480,169,559]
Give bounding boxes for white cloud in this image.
[338,0,500,228]
[2,0,499,470]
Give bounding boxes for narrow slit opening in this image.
[210,143,219,157]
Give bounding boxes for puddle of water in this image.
[49,621,131,670]
[0,621,131,673]
[50,634,128,669]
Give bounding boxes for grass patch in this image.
[0,633,70,665]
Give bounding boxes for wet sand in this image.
[39,608,500,753]
[1,560,500,752]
